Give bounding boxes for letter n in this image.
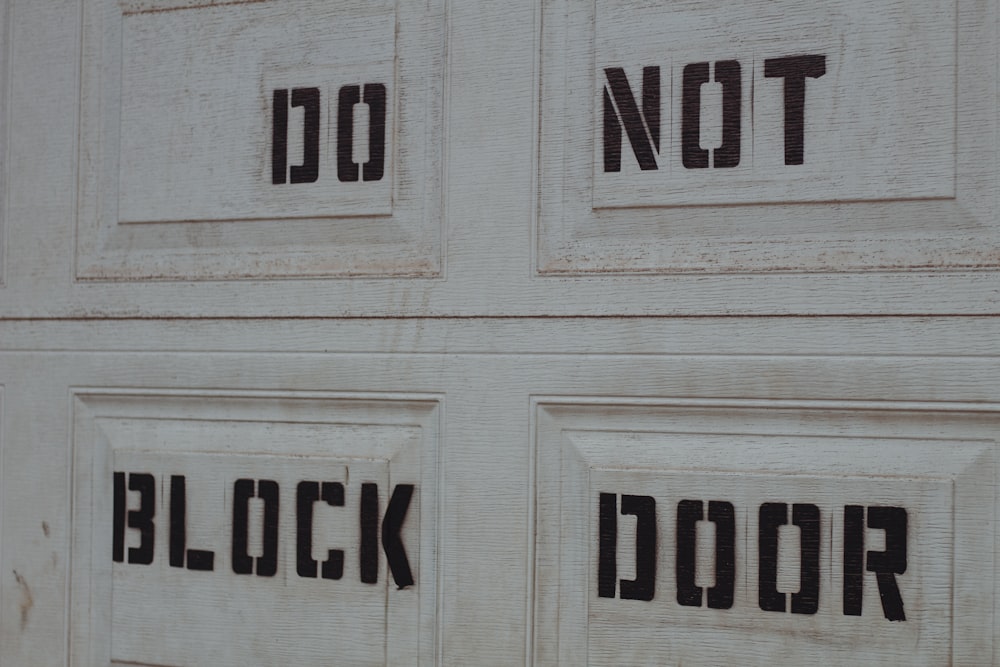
[603,67,660,172]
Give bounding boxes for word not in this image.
[603,55,826,171]
[113,472,415,588]
[271,84,387,185]
[598,494,907,621]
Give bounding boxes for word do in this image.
[271,83,387,185]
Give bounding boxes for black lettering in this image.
[127,474,157,565]
[598,493,656,601]
[290,88,320,184]
[676,499,702,606]
[707,500,735,610]
[619,495,656,601]
[338,86,361,182]
[675,500,735,608]
[231,478,279,577]
[603,67,660,172]
[714,60,741,168]
[359,482,379,583]
[231,479,254,575]
[763,55,826,165]
[184,547,215,570]
[169,475,215,571]
[597,493,617,598]
[338,84,388,183]
[681,63,710,169]
[320,482,344,579]
[113,472,157,564]
[358,483,416,587]
[257,480,280,576]
[843,504,865,616]
[382,484,415,589]
[113,472,126,562]
[843,505,907,620]
[296,481,345,580]
[866,506,907,621]
[296,481,319,578]
[272,88,320,184]
[757,502,786,612]
[758,503,820,614]
[320,483,345,579]
[682,61,741,169]
[362,83,387,181]
[603,89,620,173]
[271,89,288,184]
[792,503,821,615]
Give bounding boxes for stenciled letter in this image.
[603,67,660,172]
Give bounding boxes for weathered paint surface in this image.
[0,319,1000,663]
[0,1,999,665]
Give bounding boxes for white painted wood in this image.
[0,0,999,664]
[4,315,1000,356]
[0,0,8,289]
[118,3,395,221]
[0,319,999,665]
[76,0,444,280]
[71,392,439,666]
[538,0,999,276]
[0,0,996,314]
[535,401,995,665]
[591,0,954,207]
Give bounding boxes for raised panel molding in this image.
[537,0,998,276]
[0,0,9,287]
[533,398,999,665]
[76,0,445,281]
[70,390,441,666]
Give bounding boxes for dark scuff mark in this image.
[12,570,33,631]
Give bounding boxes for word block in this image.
[111,452,409,666]
[112,466,416,587]
[71,392,439,667]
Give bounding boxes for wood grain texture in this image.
[538,0,996,276]
[0,318,998,664]
[535,400,994,665]
[0,0,999,664]
[0,0,8,288]
[76,0,444,281]
[0,0,996,314]
[70,393,439,666]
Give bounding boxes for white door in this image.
[0,1,998,665]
